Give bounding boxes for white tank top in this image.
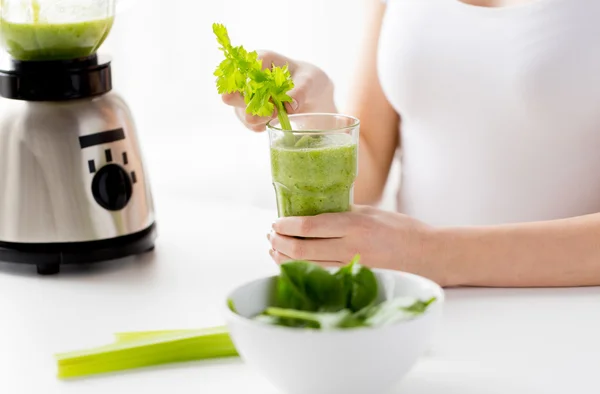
[377,0,600,226]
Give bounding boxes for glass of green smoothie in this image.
[0,0,116,61]
[267,113,360,218]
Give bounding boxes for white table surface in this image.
[1,192,600,394]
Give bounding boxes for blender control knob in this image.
[91,164,133,211]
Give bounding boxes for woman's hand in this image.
[267,206,451,286]
[221,51,337,132]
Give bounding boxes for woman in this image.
[221,0,600,288]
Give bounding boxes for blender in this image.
[0,0,157,275]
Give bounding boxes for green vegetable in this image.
[213,23,295,132]
[334,254,379,312]
[403,297,437,314]
[361,297,437,327]
[55,327,238,379]
[264,307,355,330]
[113,329,200,343]
[252,255,436,330]
[227,298,238,313]
[276,261,346,312]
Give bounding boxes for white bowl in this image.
[224,268,445,394]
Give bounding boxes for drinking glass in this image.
[267,113,360,218]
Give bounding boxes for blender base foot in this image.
[37,263,60,275]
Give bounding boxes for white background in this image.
[102,0,399,211]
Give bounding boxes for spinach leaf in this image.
[276,261,346,312]
[252,313,316,329]
[403,297,437,314]
[259,257,436,331]
[227,298,238,313]
[348,262,378,311]
[334,268,353,308]
[264,307,356,330]
[363,296,437,327]
[336,310,370,328]
[334,254,378,312]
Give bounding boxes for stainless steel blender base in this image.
[0,223,157,275]
[0,55,157,269]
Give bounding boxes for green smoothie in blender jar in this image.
[0,0,114,61]
[270,133,359,217]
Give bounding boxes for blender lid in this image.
[0,53,113,101]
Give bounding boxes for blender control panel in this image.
[79,128,137,211]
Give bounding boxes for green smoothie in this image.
[270,134,358,217]
[0,17,114,61]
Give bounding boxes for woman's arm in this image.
[345,0,400,206]
[435,213,600,287]
[269,205,600,288]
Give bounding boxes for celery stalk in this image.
[114,328,209,343]
[56,327,239,379]
[272,97,296,146]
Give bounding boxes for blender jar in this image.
[0,0,115,61]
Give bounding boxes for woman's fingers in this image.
[240,108,274,125]
[272,213,349,238]
[269,249,342,268]
[268,232,347,262]
[269,249,292,264]
[283,98,300,114]
[221,51,331,132]
[282,71,310,114]
[233,107,274,132]
[256,50,296,73]
[222,92,245,107]
[283,62,334,114]
[224,93,271,126]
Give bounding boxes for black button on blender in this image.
[91,164,133,211]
